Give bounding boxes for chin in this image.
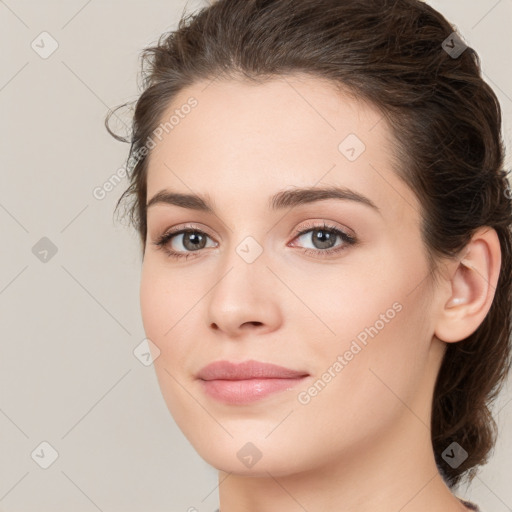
[200,452,296,477]
[186,434,316,478]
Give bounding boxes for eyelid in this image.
[156,222,218,242]
[153,221,349,244]
[292,219,356,240]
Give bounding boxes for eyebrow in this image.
[146,185,380,213]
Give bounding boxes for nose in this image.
[206,248,283,338]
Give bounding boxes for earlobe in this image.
[434,227,501,343]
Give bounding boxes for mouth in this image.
[196,359,310,405]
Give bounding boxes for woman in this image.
[106,0,512,510]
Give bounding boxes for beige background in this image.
[1,0,511,511]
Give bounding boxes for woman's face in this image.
[140,75,444,476]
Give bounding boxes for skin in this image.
[139,74,501,512]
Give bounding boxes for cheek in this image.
[364,288,434,402]
[139,262,194,368]
[139,263,201,423]
[140,266,167,348]
[301,246,433,399]
[291,294,432,456]
[293,265,404,348]
[139,259,219,407]
[289,230,426,339]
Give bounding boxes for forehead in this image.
[145,74,419,221]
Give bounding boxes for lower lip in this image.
[199,377,308,405]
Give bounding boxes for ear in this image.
[434,226,502,343]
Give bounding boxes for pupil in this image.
[185,231,204,250]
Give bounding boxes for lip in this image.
[196,360,309,405]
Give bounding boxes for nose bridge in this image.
[215,232,269,299]
[206,230,281,333]
[216,205,270,274]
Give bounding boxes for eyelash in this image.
[152,222,357,261]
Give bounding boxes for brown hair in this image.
[106,0,512,488]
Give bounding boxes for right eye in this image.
[153,227,218,260]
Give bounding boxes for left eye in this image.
[291,224,356,255]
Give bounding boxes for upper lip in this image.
[197,360,309,381]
